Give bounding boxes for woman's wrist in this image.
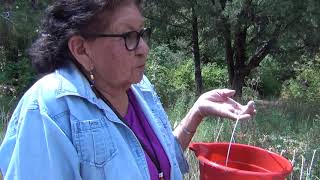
[179,122,196,135]
[180,107,203,134]
[190,105,204,124]
[174,106,204,150]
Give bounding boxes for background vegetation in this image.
[1,0,319,179]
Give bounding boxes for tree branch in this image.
[144,15,192,32]
[0,14,15,26]
[246,12,303,71]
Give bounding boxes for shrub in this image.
[201,63,228,91]
[172,59,195,93]
[0,56,36,97]
[146,56,175,107]
[146,44,193,107]
[281,56,320,103]
[256,56,285,97]
[0,1,42,97]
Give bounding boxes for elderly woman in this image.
[0,0,255,180]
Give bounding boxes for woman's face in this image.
[87,3,149,91]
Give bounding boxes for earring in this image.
[89,71,95,87]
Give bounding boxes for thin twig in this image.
[300,155,305,180]
[307,150,317,179]
[215,120,224,142]
[290,149,296,180]
[0,14,15,26]
[247,134,251,145]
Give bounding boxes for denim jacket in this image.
[0,63,188,180]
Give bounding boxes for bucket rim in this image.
[189,142,293,176]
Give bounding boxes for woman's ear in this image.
[68,35,93,71]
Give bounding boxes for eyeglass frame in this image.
[82,27,151,51]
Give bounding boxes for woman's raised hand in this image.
[192,89,256,121]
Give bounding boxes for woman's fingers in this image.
[196,89,257,121]
[214,105,253,121]
[219,89,236,98]
[240,100,256,115]
[238,114,253,121]
[206,89,236,102]
[219,100,256,121]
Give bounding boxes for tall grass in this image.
[0,107,11,142]
[167,95,320,180]
[0,96,14,180]
[0,96,16,142]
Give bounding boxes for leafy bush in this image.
[147,45,232,107]
[0,56,36,97]
[256,56,286,97]
[172,59,195,93]
[201,63,228,91]
[0,1,42,97]
[167,92,196,128]
[147,44,187,67]
[242,85,260,102]
[146,55,175,107]
[281,56,320,103]
[146,44,193,107]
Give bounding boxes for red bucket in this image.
[189,142,293,180]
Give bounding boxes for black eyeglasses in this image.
[83,28,151,51]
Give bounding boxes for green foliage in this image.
[167,92,196,129]
[242,86,259,102]
[256,56,287,97]
[147,44,184,66]
[255,100,320,179]
[0,96,17,142]
[201,63,228,91]
[281,56,320,103]
[146,45,194,107]
[145,0,320,97]
[0,1,44,97]
[146,45,230,107]
[172,60,195,93]
[146,57,174,107]
[255,105,292,134]
[2,57,36,95]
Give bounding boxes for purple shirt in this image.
[124,89,171,180]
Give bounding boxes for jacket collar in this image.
[53,62,153,123]
[54,62,153,99]
[54,62,93,99]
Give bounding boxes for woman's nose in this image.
[135,37,149,56]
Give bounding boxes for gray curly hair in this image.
[29,0,143,74]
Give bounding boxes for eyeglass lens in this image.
[125,28,151,50]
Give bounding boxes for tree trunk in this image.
[191,5,203,96]
[231,71,246,97]
[31,0,40,9]
[3,0,15,10]
[217,0,283,98]
[221,16,234,86]
[232,27,247,97]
